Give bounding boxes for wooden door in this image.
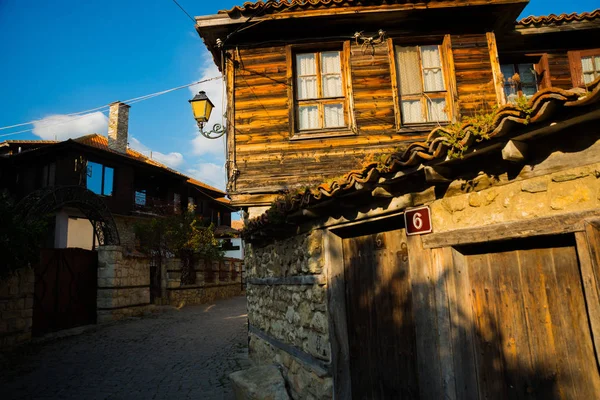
[457,235,600,399]
[33,248,98,336]
[343,227,419,399]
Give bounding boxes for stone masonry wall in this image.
[97,245,152,323]
[165,257,243,307]
[0,267,34,348]
[430,162,600,232]
[245,230,332,399]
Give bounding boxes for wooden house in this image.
[196,1,600,399]
[0,102,232,251]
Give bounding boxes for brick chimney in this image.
[107,101,130,153]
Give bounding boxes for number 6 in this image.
[413,212,423,230]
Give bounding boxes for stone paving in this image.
[0,296,250,400]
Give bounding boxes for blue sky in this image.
[0,0,598,193]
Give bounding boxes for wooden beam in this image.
[487,32,506,106]
[247,275,326,286]
[424,166,451,183]
[249,325,330,376]
[575,222,600,371]
[423,209,600,249]
[324,230,351,400]
[501,140,528,162]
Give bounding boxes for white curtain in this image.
[321,51,342,97]
[402,100,424,124]
[396,46,422,95]
[296,53,317,99]
[298,105,319,130]
[582,56,598,84]
[421,46,444,92]
[427,98,448,122]
[324,103,344,128]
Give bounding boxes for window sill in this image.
[290,129,356,141]
[396,123,450,135]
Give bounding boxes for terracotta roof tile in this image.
[517,9,600,26]
[244,77,600,236]
[219,0,453,17]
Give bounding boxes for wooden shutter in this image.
[568,51,584,88]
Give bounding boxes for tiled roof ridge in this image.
[517,9,600,26]
[218,0,466,17]
[244,77,600,235]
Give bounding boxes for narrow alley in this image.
[0,296,249,400]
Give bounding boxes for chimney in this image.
[107,101,130,153]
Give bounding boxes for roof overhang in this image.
[197,0,528,70]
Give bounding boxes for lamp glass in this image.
[191,99,213,123]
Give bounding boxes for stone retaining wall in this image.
[245,230,332,399]
[165,257,243,306]
[0,267,34,348]
[97,245,152,323]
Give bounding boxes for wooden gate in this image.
[454,235,600,399]
[33,248,98,336]
[343,226,419,399]
[340,227,600,399]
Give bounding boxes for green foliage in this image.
[133,211,224,261]
[0,193,49,279]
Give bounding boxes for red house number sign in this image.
[404,205,433,236]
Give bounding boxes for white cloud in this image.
[187,162,226,191]
[191,133,225,156]
[32,112,108,141]
[129,137,185,169]
[189,50,227,156]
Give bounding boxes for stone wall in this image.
[0,267,34,348]
[97,245,152,323]
[245,230,332,399]
[430,162,600,232]
[165,257,243,307]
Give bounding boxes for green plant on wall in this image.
[134,211,223,285]
[0,192,49,280]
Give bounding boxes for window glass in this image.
[87,162,103,195]
[501,63,538,102]
[324,103,344,128]
[582,55,600,84]
[294,50,346,132]
[103,167,114,196]
[298,105,319,130]
[321,51,342,97]
[396,44,448,124]
[296,53,317,100]
[135,190,147,206]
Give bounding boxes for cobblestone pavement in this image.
[0,296,250,400]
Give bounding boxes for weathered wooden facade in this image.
[196,1,600,398]
[197,1,599,216]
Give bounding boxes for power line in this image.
[0,76,222,137]
[171,0,196,25]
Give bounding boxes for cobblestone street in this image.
[0,296,250,400]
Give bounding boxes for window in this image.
[294,50,346,131]
[41,162,56,187]
[395,44,449,124]
[582,55,600,85]
[188,197,195,212]
[501,63,538,102]
[135,190,147,206]
[87,162,113,196]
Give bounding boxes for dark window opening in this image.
[87,162,114,196]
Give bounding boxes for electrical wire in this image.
[0,76,222,137]
[171,0,196,25]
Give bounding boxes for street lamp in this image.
[189,91,226,139]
